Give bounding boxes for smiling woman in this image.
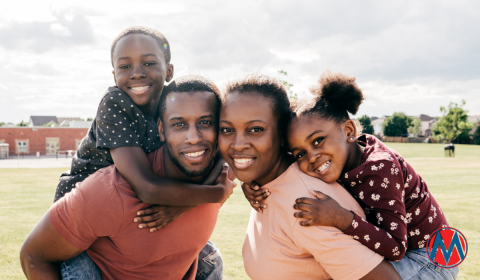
[218,74,401,280]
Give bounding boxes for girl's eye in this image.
[313,137,325,146]
[295,151,306,160]
[220,127,233,133]
[248,127,263,133]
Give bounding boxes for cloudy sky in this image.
[1,0,479,123]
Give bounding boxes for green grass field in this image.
[1,143,479,279]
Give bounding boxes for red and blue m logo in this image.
[426,227,468,268]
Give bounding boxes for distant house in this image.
[371,116,388,137]
[413,114,437,137]
[468,115,480,134]
[28,116,91,128]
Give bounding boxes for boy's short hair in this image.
[159,75,221,120]
[111,26,171,66]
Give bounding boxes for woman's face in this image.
[218,92,283,185]
[287,115,353,183]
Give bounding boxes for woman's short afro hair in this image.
[111,26,171,66]
[294,70,364,124]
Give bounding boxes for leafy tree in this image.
[278,70,297,99]
[382,112,413,137]
[358,115,374,134]
[17,120,27,127]
[407,118,422,136]
[0,122,4,127]
[431,100,474,144]
[473,122,480,145]
[87,117,94,121]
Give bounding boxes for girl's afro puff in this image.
[295,71,364,123]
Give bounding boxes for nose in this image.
[231,133,250,151]
[308,152,320,164]
[185,126,202,145]
[130,65,147,80]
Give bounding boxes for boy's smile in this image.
[112,33,174,118]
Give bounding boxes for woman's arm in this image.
[111,146,234,206]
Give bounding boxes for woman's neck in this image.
[254,151,295,186]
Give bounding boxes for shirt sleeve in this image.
[95,88,146,150]
[343,160,408,261]
[50,170,124,250]
[292,223,383,280]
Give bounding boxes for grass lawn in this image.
[1,143,479,279]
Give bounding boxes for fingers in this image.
[249,200,267,213]
[293,202,312,212]
[149,222,169,232]
[136,205,165,216]
[310,190,329,200]
[227,165,236,181]
[294,197,317,205]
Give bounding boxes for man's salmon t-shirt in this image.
[243,163,383,280]
[50,147,221,280]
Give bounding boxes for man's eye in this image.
[313,137,324,146]
[295,152,305,160]
[220,127,233,133]
[248,127,263,133]
[199,120,212,125]
[173,123,185,127]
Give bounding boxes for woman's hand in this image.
[134,205,195,232]
[293,190,354,231]
[242,182,270,213]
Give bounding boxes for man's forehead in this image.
[164,91,217,119]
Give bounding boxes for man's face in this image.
[160,91,218,178]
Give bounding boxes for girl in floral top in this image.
[285,71,458,280]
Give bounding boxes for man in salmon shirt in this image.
[20,75,236,280]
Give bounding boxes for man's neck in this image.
[162,149,205,184]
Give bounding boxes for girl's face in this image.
[218,92,283,186]
[287,115,356,183]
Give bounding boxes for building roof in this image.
[370,116,379,121]
[29,116,58,126]
[57,117,83,125]
[416,114,436,122]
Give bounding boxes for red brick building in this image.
[0,127,89,156]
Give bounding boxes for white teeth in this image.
[317,160,331,173]
[234,158,253,164]
[185,150,205,157]
[130,86,149,92]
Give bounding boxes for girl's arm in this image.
[111,146,234,206]
[294,160,408,261]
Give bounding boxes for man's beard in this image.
[166,144,211,178]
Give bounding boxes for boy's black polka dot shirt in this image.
[54,87,162,202]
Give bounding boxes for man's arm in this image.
[111,146,234,206]
[20,210,83,280]
[360,259,401,280]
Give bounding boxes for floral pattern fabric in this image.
[54,87,162,202]
[341,134,449,261]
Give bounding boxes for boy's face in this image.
[112,33,173,108]
[159,91,218,180]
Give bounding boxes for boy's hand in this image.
[134,205,194,232]
[214,163,237,204]
[293,190,353,231]
[242,182,270,213]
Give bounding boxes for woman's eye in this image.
[313,137,324,146]
[220,127,233,133]
[295,151,305,160]
[248,127,263,133]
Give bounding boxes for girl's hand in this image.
[293,190,354,231]
[134,205,194,232]
[242,182,270,213]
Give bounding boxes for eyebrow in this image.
[219,120,267,125]
[116,53,158,62]
[169,114,215,122]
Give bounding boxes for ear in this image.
[157,118,166,142]
[343,119,357,143]
[112,69,117,85]
[165,64,174,83]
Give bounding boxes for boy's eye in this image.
[144,62,156,66]
[220,127,233,133]
[295,151,306,160]
[248,127,263,133]
[313,137,325,146]
[119,65,130,69]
